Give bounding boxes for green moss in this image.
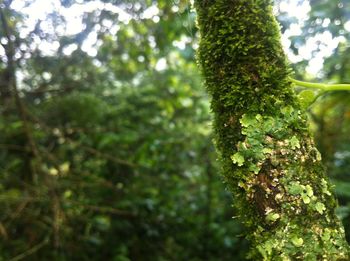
[194,0,349,259]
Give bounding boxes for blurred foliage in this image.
[0,0,349,260]
[285,0,350,243]
[0,0,247,260]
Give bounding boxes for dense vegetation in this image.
[0,0,350,260]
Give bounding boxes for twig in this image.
[78,204,136,218]
[79,144,136,167]
[0,143,30,152]
[0,195,136,218]
[291,78,350,91]
[9,198,30,220]
[0,222,8,239]
[9,238,49,261]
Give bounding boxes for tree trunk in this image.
[194,0,349,259]
[0,5,15,104]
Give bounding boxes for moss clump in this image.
[194,0,349,259]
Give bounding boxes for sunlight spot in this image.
[279,0,310,21]
[81,31,98,57]
[345,21,350,32]
[38,40,60,56]
[323,18,331,28]
[142,5,159,19]
[155,58,167,71]
[152,16,160,23]
[0,45,5,57]
[63,44,78,56]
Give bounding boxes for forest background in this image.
[0,0,350,260]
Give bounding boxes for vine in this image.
[291,78,350,109]
[291,78,350,92]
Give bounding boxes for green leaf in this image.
[289,136,300,149]
[262,148,273,154]
[266,212,280,222]
[305,185,314,197]
[291,236,304,247]
[321,179,331,196]
[255,114,263,122]
[315,150,322,161]
[321,229,331,241]
[262,117,276,133]
[302,194,311,204]
[298,90,316,109]
[240,114,256,128]
[288,182,304,195]
[315,202,326,214]
[249,163,261,174]
[281,106,294,116]
[231,153,245,166]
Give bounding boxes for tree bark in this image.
[0,5,15,103]
[194,0,349,259]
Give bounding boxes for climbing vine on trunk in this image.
[194,0,349,259]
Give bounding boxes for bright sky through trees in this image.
[5,0,349,75]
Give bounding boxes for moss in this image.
[194,0,349,259]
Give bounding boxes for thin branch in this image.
[0,196,136,218]
[78,204,137,218]
[9,198,30,220]
[5,198,31,228]
[0,222,8,239]
[79,143,136,167]
[9,238,49,261]
[0,143,30,152]
[291,78,350,91]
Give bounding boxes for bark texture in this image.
[194,0,349,259]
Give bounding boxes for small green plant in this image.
[292,78,350,109]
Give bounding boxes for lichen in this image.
[194,0,349,259]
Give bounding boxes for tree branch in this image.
[291,78,350,91]
[9,238,49,261]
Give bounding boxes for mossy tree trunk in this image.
[194,0,349,259]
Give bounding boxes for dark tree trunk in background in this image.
[0,4,39,182]
[0,5,15,104]
[194,0,349,259]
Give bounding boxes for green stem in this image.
[290,78,350,91]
